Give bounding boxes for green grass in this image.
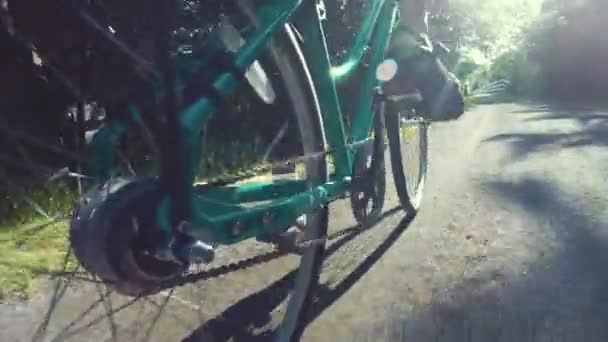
[0,219,71,300]
[198,140,267,180]
[0,182,75,227]
[0,183,75,300]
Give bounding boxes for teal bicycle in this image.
[3,0,429,340]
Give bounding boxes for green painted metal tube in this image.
[330,0,386,85]
[190,179,349,244]
[297,1,352,179]
[87,110,137,182]
[201,180,308,204]
[349,2,398,145]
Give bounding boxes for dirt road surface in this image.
[2,103,608,342]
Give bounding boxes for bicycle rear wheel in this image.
[72,18,328,342]
[2,2,327,342]
[386,107,428,213]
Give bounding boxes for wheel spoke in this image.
[116,149,137,177]
[0,169,51,218]
[0,153,54,180]
[49,292,110,342]
[263,122,289,162]
[142,289,174,341]
[94,279,118,341]
[133,115,161,160]
[144,294,214,338]
[53,295,143,341]
[77,8,158,81]
[0,217,71,245]
[32,249,78,342]
[0,122,86,163]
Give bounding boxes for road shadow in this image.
[508,102,608,115]
[365,177,608,342]
[182,206,415,341]
[484,106,608,161]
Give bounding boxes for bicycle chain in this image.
[201,137,376,186]
[153,223,365,292]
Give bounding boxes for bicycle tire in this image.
[267,25,329,342]
[386,109,428,213]
[219,7,329,341]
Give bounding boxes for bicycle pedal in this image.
[257,229,302,254]
[274,234,303,255]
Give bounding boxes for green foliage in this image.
[442,0,608,101]
[0,183,76,227]
[430,0,545,95]
[198,140,268,182]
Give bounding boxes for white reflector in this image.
[376,59,398,82]
[218,16,276,104]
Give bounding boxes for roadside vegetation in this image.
[436,0,607,103]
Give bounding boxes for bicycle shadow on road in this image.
[367,177,608,342]
[182,206,415,341]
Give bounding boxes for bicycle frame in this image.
[89,0,399,245]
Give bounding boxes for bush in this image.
[445,0,608,102]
